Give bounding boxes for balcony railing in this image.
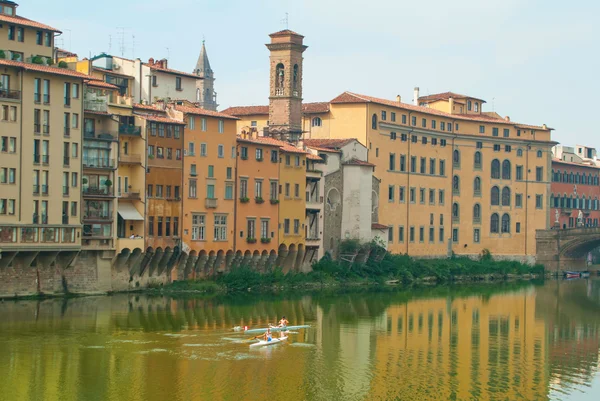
[63,186,69,196]
[34,93,41,103]
[64,97,71,107]
[0,226,17,243]
[43,124,49,134]
[109,95,133,107]
[43,94,50,104]
[119,125,141,136]
[84,99,108,113]
[41,155,49,164]
[83,211,112,220]
[41,185,48,195]
[83,158,115,169]
[84,131,117,141]
[205,198,218,209]
[119,153,142,164]
[64,127,70,137]
[0,89,21,101]
[83,186,113,196]
[33,184,40,194]
[64,156,70,166]
[119,191,141,200]
[34,123,40,134]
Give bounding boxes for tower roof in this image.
[194,41,212,78]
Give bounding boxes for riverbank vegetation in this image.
[157,244,545,294]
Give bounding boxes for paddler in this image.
[277,316,289,328]
[263,327,272,342]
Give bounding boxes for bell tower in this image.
[265,30,307,142]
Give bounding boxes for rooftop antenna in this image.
[166,47,170,61]
[108,35,112,54]
[492,97,495,112]
[132,34,136,59]
[281,12,289,29]
[117,27,127,57]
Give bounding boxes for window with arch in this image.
[275,63,285,88]
[372,114,378,130]
[474,151,482,169]
[502,186,511,206]
[467,100,472,111]
[453,175,460,194]
[517,148,523,157]
[491,213,500,233]
[474,177,481,195]
[293,64,298,90]
[537,150,543,158]
[312,117,322,127]
[491,159,500,179]
[501,214,510,233]
[474,102,479,112]
[326,188,341,211]
[551,194,557,207]
[502,160,511,179]
[567,195,573,208]
[562,171,567,182]
[452,203,460,221]
[491,186,500,205]
[473,203,481,222]
[574,196,579,209]
[575,173,580,184]
[569,172,574,183]
[453,149,460,167]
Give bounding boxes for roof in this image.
[0,13,61,32]
[236,136,282,148]
[56,48,77,57]
[222,102,329,117]
[194,41,212,77]
[85,79,119,90]
[552,158,600,170]
[371,223,389,230]
[418,91,486,103]
[0,59,88,79]
[303,138,356,149]
[330,91,551,130]
[138,115,185,125]
[343,158,375,168]
[174,105,239,120]
[92,67,133,79]
[236,136,309,154]
[146,64,201,79]
[305,145,340,153]
[133,103,160,111]
[269,29,303,37]
[118,203,144,221]
[306,153,323,161]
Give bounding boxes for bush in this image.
[58,61,68,68]
[31,56,44,65]
[0,50,5,59]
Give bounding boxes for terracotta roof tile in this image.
[236,136,309,154]
[0,14,60,32]
[270,29,303,37]
[175,105,239,120]
[343,158,375,168]
[418,91,486,103]
[305,145,340,153]
[147,64,200,79]
[85,79,119,90]
[139,115,185,125]
[133,103,160,111]
[303,138,356,149]
[222,102,329,117]
[236,136,282,148]
[552,158,600,170]
[371,223,389,230]
[0,59,88,79]
[306,153,323,161]
[331,91,551,130]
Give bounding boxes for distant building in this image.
[193,41,218,111]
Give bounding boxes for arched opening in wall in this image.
[491,159,500,179]
[491,186,500,205]
[216,250,225,272]
[327,188,341,211]
[295,244,305,270]
[293,64,298,90]
[453,149,460,167]
[502,160,511,179]
[275,63,285,88]
[371,190,379,218]
[312,117,322,127]
[474,151,482,169]
[502,187,511,206]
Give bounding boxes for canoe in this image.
[250,336,288,348]
[244,325,310,334]
[564,271,581,279]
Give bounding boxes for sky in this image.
[23,0,600,145]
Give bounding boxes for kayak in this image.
[244,325,310,334]
[250,336,288,348]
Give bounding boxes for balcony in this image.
[83,157,116,169]
[305,235,320,247]
[306,194,322,211]
[119,125,141,136]
[117,237,144,252]
[0,89,21,102]
[83,211,112,221]
[82,238,114,250]
[0,226,17,243]
[41,185,48,195]
[119,191,141,200]
[84,97,108,113]
[83,186,113,197]
[33,184,40,194]
[119,153,142,164]
[205,198,218,209]
[84,131,117,141]
[109,95,133,107]
[306,169,322,180]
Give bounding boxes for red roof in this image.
[306,153,323,161]
[418,91,486,103]
[147,64,200,79]
[236,136,309,154]
[237,136,282,148]
[343,158,375,168]
[175,105,239,120]
[304,138,356,149]
[139,115,185,125]
[85,79,119,90]
[222,102,329,117]
[0,59,88,79]
[270,29,304,37]
[371,223,389,230]
[0,14,60,32]
[552,158,600,170]
[133,103,160,111]
[330,91,551,130]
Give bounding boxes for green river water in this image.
[0,279,599,401]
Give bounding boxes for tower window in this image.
[275,63,285,94]
[293,64,299,90]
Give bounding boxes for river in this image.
[0,280,599,401]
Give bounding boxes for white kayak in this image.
[250,336,288,348]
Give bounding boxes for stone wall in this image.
[323,170,343,259]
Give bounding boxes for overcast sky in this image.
[26,0,599,145]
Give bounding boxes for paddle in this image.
[246,324,276,341]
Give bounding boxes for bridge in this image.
[536,226,600,271]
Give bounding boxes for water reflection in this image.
[0,282,598,401]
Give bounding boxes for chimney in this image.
[449,97,454,115]
[148,57,154,65]
[542,124,547,129]
[505,116,510,122]
[413,87,420,106]
[396,95,401,104]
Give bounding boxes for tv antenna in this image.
[281,12,289,29]
[166,47,170,61]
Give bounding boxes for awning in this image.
[118,203,144,221]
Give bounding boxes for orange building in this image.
[235,135,281,267]
[169,104,238,273]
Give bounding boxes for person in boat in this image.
[263,327,272,342]
[278,316,289,328]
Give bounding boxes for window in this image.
[399,226,404,242]
[295,183,300,198]
[429,158,436,175]
[441,122,446,131]
[431,120,437,129]
[502,160,511,179]
[503,129,509,138]
[491,186,500,205]
[474,177,481,196]
[218,144,224,158]
[388,185,395,202]
[502,187,511,206]
[240,179,248,198]
[191,214,205,240]
[419,188,425,204]
[491,213,499,233]
[270,181,278,200]
[516,165,523,181]
[167,148,173,159]
[420,157,426,174]
[491,159,500,179]
[389,154,395,171]
[453,150,460,167]
[225,183,233,200]
[295,155,300,167]
[474,228,480,243]
[439,227,445,243]
[419,227,425,243]
[201,118,207,131]
[391,112,396,122]
[218,120,224,133]
[247,219,256,239]
[421,136,428,145]
[214,215,227,240]
[452,175,460,194]
[411,135,417,143]
[411,116,417,126]
[536,195,543,209]
[439,160,445,176]
[452,203,459,222]
[400,155,406,172]
[468,100,473,111]
[8,25,15,40]
[429,189,435,205]
[390,132,396,140]
[157,147,164,159]
[492,127,499,137]
[402,115,407,124]
[156,185,163,198]
[505,145,511,153]
[284,219,290,234]
[381,111,387,121]
[536,167,543,182]
[44,32,51,47]
[410,187,415,203]
[255,180,263,199]
[537,150,543,158]
[479,125,485,134]
[452,229,458,243]
[285,183,290,197]
[189,179,197,198]
[175,77,182,90]
[260,219,269,239]
[439,190,445,205]
[399,186,405,202]
[64,83,71,106]
[474,151,482,169]
[493,144,501,152]
[388,227,393,242]
[188,142,195,156]
[270,150,278,163]
[422,118,426,128]
[516,222,521,233]
[501,214,510,233]
[473,204,481,222]
[432,138,438,146]
[409,227,415,242]
[440,139,447,147]
[148,216,154,236]
[371,114,377,129]
[36,30,43,45]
